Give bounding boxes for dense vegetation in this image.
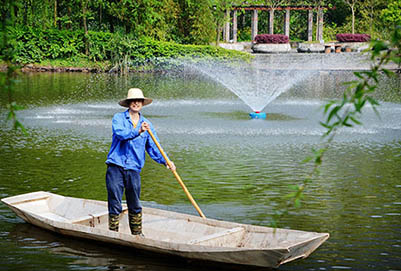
[1,0,400,68]
[5,27,250,69]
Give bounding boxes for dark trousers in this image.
[106,164,142,215]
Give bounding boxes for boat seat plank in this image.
[40,212,71,223]
[71,210,110,224]
[188,227,245,245]
[71,207,128,224]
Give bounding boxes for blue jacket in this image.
[106,110,167,171]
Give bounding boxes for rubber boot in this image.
[129,212,143,236]
[109,214,119,232]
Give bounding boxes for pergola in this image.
[222,5,335,43]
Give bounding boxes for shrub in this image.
[336,33,371,42]
[2,26,251,67]
[254,34,289,44]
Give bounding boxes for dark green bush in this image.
[1,27,250,68]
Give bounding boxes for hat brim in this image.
[119,98,153,107]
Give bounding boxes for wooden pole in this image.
[147,129,206,219]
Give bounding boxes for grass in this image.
[37,58,112,71]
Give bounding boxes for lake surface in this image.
[0,70,400,271]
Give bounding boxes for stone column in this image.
[308,9,313,41]
[284,9,290,38]
[269,9,274,34]
[251,9,258,40]
[233,9,238,43]
[318,8,324,41]
[225,9,230,42]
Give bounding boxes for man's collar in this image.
[124,110,142,120]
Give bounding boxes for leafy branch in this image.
[1,0,26,134]
[271,25,401,228]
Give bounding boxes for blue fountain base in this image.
[249,112,266,119]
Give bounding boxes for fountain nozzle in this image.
[249,111,266,119]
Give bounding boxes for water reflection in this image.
[9,223,232,271]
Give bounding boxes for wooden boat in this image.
[1,191,329,268]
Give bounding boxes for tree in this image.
[358,0,386,37]
[176,0,215,44]
[311,0,328,41]
[381,0,401,28]
[109,0,178,40]
[342,0,359,34]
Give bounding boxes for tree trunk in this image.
[54,0,57,28]
[82,0,89,56]
[216,24,221,46]
[99,5,102,27]
[351,6,355,34]
[67,6,72,29]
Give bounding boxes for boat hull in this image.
[1,191,329,268]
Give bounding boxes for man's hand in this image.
[166,161,176,171]
[139,122,150,134]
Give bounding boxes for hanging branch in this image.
[1,0,26,134]
[271,26,401,227]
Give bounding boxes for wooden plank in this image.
[7,196,49,205]
[188,227,245,245]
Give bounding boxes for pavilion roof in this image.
[231,5,335,11]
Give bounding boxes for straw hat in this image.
[119,88,153,107]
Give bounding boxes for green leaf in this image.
[350,116,362,125]
[327,105,341,123]
[302,155,313,163]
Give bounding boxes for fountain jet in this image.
[181,59,316,120]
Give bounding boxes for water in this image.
[0,71,401,270]
[184,60,317,112]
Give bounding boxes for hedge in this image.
[1,26,251,67]
[336,34,371,42]
[254,34,289,44]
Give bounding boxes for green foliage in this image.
[272,26,401,228]
[381,0,401,28]
[4,26,84,63]
[4,0,399,45]
[1,0,26,134]
[2,26,250,70]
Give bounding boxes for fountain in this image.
[182,59,316,119]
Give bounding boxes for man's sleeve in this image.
[112,114,140,141]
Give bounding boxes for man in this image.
[105,88,175,236]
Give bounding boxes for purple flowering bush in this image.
[254,34,289,44]
[336,34,371,42]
